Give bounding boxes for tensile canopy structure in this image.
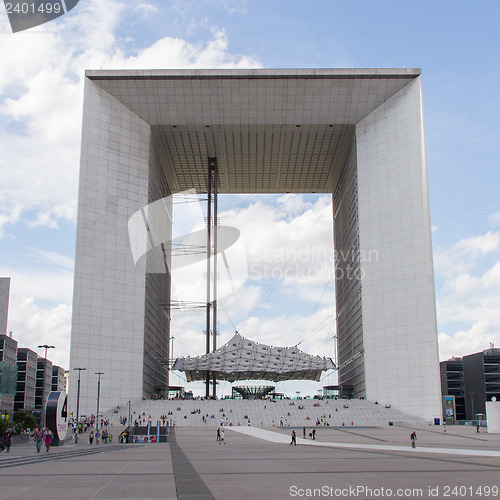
[172,332,335,383]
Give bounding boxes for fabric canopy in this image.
[172,332,335,382]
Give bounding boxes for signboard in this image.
[46,391,68,446]
[443,395,456,424]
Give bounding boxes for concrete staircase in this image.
[105,399,428,429]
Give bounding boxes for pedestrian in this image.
[219,428,225,444]
[95,429,100,445]
[476,423,480,434]
[44,428,53,452]
[410,431,417,449]
[217,427,221,442]
[89,430,94,445]
[302,426,306,439]
[33,427,43,453]
[290,430,296,446]
[109,434,113,444]
[3,429,12,453]
[312,428,316,440]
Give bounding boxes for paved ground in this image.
[0,425,499,499]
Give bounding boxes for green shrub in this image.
[12,410,37,435]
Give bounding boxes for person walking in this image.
[219,428,225,444]
[217,427,221,442]
[3,430,12,453]
[312,428,316,440]
[44,428,53,452]
[410,431,417,449]
[302,427,306,439]
[33,427,43,453]
[290,430,296,446]
[89,430,94,445]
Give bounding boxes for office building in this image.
[52,365,66,392]
[14,347,38,412]
[0,333,18,414]
[440,347,500,420]
[35,357,53,413]
[0,278,10,334]
[70,69,441,421]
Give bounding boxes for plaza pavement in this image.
[0,425,499,499]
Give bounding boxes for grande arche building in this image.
[69,69,442,422]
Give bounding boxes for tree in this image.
[12,410,37,435]
[0,417,9,435]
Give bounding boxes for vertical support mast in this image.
[212,158,218,399]
[205,160,212,398]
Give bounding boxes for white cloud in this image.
[122,28,260,69]
[454,231,500,256]
[6,295,72,369]
[2,267,74,308]
[482,261,500,288]
[434,230,500,278]
[489,212,500,227]
[134,3,158,16]
[222,195,334,287]
[28,248,74,270]
[0,0,262,238]
[217,0,247,14]
[0,204,22,239]
[436,225,500,361]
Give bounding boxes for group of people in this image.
[32,426,53,453]
[87,428,112,445]
[291,428,422,448]
[290,427,317,444]
[216,427,225,444]
[119,430,130,443]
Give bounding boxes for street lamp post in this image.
[37,344,55,428]
[128,400,131,427]
[73,367,86,423]
[95,372,104,434]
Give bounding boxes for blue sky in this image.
[0,0,499,396]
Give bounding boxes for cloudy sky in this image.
[1,0,499,397]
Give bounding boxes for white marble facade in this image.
[70,69,442,421]
[356,79,442,420]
